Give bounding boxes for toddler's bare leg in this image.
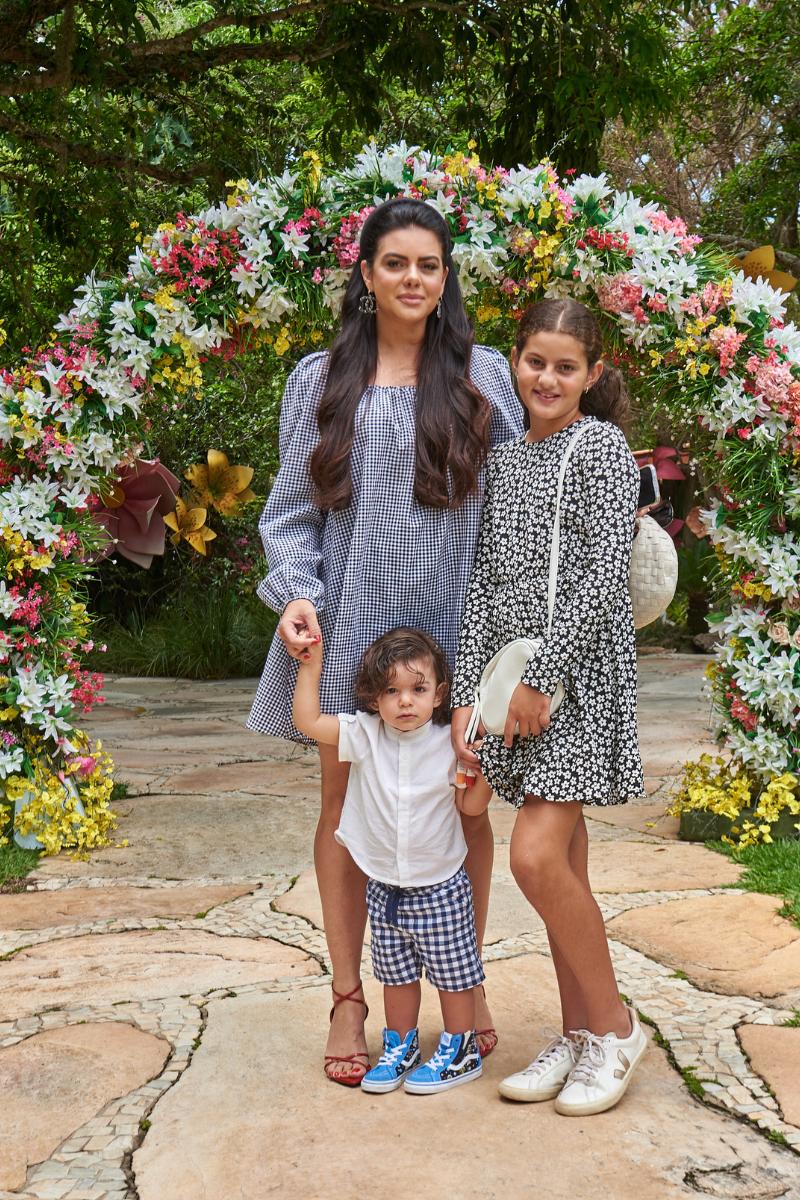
[384,981,422,1034]
[439,987,477,1035]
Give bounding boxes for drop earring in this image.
[359,290,376,315]
[436,295,443,319]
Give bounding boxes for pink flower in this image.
[730,696,758,731]
[708,325,747,376]
[596,274,643,315]
[91,458,181,569]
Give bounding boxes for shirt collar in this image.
[382,718,435,744]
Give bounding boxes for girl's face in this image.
[374,657,446,733]
[512,329,604,440]
[361,227,448,329]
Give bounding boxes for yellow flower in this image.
[184,449,256,516]
[0,706,19,720]
[163,497,217,555]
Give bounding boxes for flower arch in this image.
[1,142,799,852]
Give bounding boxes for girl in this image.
[247,197,522,1085]
[451,298,647,1117]
[293,627,489,1095]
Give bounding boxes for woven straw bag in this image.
[629,515,678,629]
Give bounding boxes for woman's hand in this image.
[278,599,322,661]
[503,682,551,748]
[451,705,482,767]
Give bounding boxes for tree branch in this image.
[0,110,213,183]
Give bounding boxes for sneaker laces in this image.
[426,1044,453,1074]
[376,1040,409,1068]
[567,1030,610,1086]
[522,1028,575,1076]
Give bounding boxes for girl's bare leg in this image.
[510,797,629,1038]
[461,810,495,1047]
[547,813,592,1035]
[317,743,369,1080]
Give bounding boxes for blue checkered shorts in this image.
[366,866,485,992]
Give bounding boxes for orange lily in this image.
[184,449,256,516]
[163,497,217,555]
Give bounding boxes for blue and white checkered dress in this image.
[247,345,523,742]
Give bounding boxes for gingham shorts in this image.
[366,866,485,992]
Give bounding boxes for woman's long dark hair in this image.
[310,198,491,510]
[514,299,631,429]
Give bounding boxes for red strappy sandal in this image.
[324,982,371,1088]
[476,984,498,1058]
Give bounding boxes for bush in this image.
[89,589,277,679]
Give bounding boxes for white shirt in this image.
[334,711,466,888]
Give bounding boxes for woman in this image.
[248,197,522,1085]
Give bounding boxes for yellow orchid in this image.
[184,449,256,516]
[163,497,217,555]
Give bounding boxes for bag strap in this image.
[545,420,592,636]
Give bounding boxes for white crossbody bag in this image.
[463,422,590,743]
[463,423,677,744]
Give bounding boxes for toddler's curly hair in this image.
[355,627,451,725]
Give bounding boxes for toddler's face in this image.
[375,657,446,732]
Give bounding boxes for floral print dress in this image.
[451,416,645,807]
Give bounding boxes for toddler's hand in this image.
[297,631,322,665]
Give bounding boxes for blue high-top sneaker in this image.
[404,1030,482,1094]
[361,1028,421,1094]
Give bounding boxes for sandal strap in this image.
[324,1052,370,1064]
[331,982,366,1008]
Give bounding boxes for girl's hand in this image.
[451,705,482,767]
[297,634,323,667]
[278,599,321,661]
[503,682,551,747]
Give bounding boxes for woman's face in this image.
[512,329,603,438]
[361,226,448,328]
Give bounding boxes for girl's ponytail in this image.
[581,364,630,428]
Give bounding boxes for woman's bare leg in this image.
[461,810,495,1047]
[317,743,369,1080]
[510,798,628,1038]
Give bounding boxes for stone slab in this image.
[159,761,319,795]
[32,791,319,879]
[584,800,680,841]
[738,1025,800,1128]
[0,884,254,932]
[0,1022,168,1190]
[608,892,800,1002]
[134,954,797,1200]
[0,930,319,1020]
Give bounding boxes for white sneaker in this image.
[555,1006,648,1117]
[498,1030,580,1102]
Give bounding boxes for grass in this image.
[88,590,277,679]
[709,838,800,927]
[0,843,40,891]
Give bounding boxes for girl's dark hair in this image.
[355,627,451,725]
[514,298,630,428]
[310,197,491,511]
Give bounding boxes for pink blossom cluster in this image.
[283,207,325,238]
[596,274,647,323]
[708,325,747,376]
[151,220,241,297]
[648,211,703,256]
[728,691,758,732]
[744,351,795,409]
[8,582,44,630]
[331,206,375,269]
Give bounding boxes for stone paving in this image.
[1,655,799,1198]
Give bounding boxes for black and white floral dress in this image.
[451,416,644,808]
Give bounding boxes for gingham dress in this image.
[450,417,645,807]
[247,345,522,742]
